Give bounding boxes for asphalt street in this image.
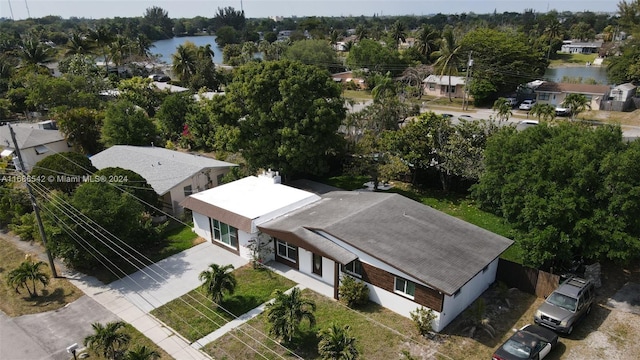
[0,295,119,360]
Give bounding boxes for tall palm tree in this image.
[17,36,56,69]
[389,20,407,49]
[355,24,368,41]
[124,345,160,360]
[530,103,556,122]
[562,93,591,121]
[108,35,131,72]
[415,24,440,63]
[65,31,94,57]
[371,72,397,103]
[88,25,115,75]
[544,20,562,59]
[132,34,153,58]
[198,263,237,303]
[266,287,316,343]
[83,321,131,360]
[198,43,215,61]
[318,324,359,360]
[492,98,513,123]
[172,43,197,83]
[433,29,463,101]
[7,260,50,298]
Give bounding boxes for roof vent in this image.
[258,168,281,184]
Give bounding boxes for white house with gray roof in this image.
[181,173,513,332]
[0,121,72,171]
[90,145,237,215]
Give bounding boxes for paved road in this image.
[0,296,119,360]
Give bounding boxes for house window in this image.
[212,219,238,248]
[394,277,415,299]
[450,86,456,94]
[583,95,593,102]
[428,83,435,90]
[276,240,298,263]
[342,259,362,277]
[183,185,193,197]
[538,93,550,101]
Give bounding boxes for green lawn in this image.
[203,289,433,359]
[323,175,370,190]
[548,52,599,67]
[151,265,296,342]
[342,89,372,101]
[151,221,201,260]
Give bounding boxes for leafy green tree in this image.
[215,26,240,48]
[562,93,591,121]
[471,123,636,267]
[227,60,345,177]
[123,346,160,360]
[84,321,131,360]
[318,324,359,360]
[143,6,174,40]
[460,28,547,105]
[346,39,407,76]
[118,77,162,117]
[529,103,557,122]
[283,39,340,72]
[433,29,463,102]
[53,107,104,155]
[189,45,221,91]
[101,100,157,147]
[155,92,195,140]
[213,6,246,31]
[266,287,316,344]
[492,98,513,123]
[355,24,368,41]
[93,167,159,213]
[607,39,640,84]
[22,73,100,112]
[389,20,407,49]
[198,263,237,303]
[7,259,50,298]
[0,181,31,228]
[30,152,97,194]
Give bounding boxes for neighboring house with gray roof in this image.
[0,121,72,171]
[91,145,237,215]
[422,75,466,99]
[181,172,513,332]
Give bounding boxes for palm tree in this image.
[198,43,215,61]
[544,20,562,59]
[371,72,397,103]
[132,34,153,58]
[7,260,50,298]
[65,31,94,57]
[17,36,56,69]
[562,93,591,121]
[172,43,197,83]
[355,24,368,41]
[530,103,556,122]
[389,20,407,49]
[84,321,131,360]
[88,25,115,75]
[492,98,513,123]
[123,345,160,360]
[415,24,440,63]
[318,324,359,360]
[198,263,237,303]
[433,29,463,102]
[108,35,131,72]
[266,287,316,343]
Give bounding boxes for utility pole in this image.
[8,124,58,278]
[463,51,473,111]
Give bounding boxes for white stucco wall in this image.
[19,140,72,171]
[169,168,230,215]
[192,212,211,240]
[438,258,499,330]
[298,248,334,285]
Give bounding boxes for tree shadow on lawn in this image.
[22,287,67,307]
[221,294,261,316]
[291,328,320,359]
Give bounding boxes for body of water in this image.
[151,35,224,64]
[544,66,610,85]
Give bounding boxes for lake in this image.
[151,35,224,64]
[544,66,610,85]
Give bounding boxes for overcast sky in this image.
[1,0,618,20]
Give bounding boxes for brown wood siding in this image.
[360,262,444,312]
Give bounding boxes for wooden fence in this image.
[496,258,560,298]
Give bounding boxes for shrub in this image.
[338,275,369,308]
[410,306,436,336]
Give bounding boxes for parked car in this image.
[458,115,474,121]
[492,324,558,360]
[555,106,571,116]
[534,277,595,335]
[516,120,539,131]
[505,97,518,108]
[519,99,536,111]
[441,113,454,119]
[149,74,171,82]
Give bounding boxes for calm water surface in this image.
[543,66,610,85]
[151,35,224,64]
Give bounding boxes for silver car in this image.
[534,277,595,335]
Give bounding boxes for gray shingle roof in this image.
[90,145,237,195]
[260,191,513,295]
[0,123,65,149]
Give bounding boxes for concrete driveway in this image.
[0,296,119,360]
